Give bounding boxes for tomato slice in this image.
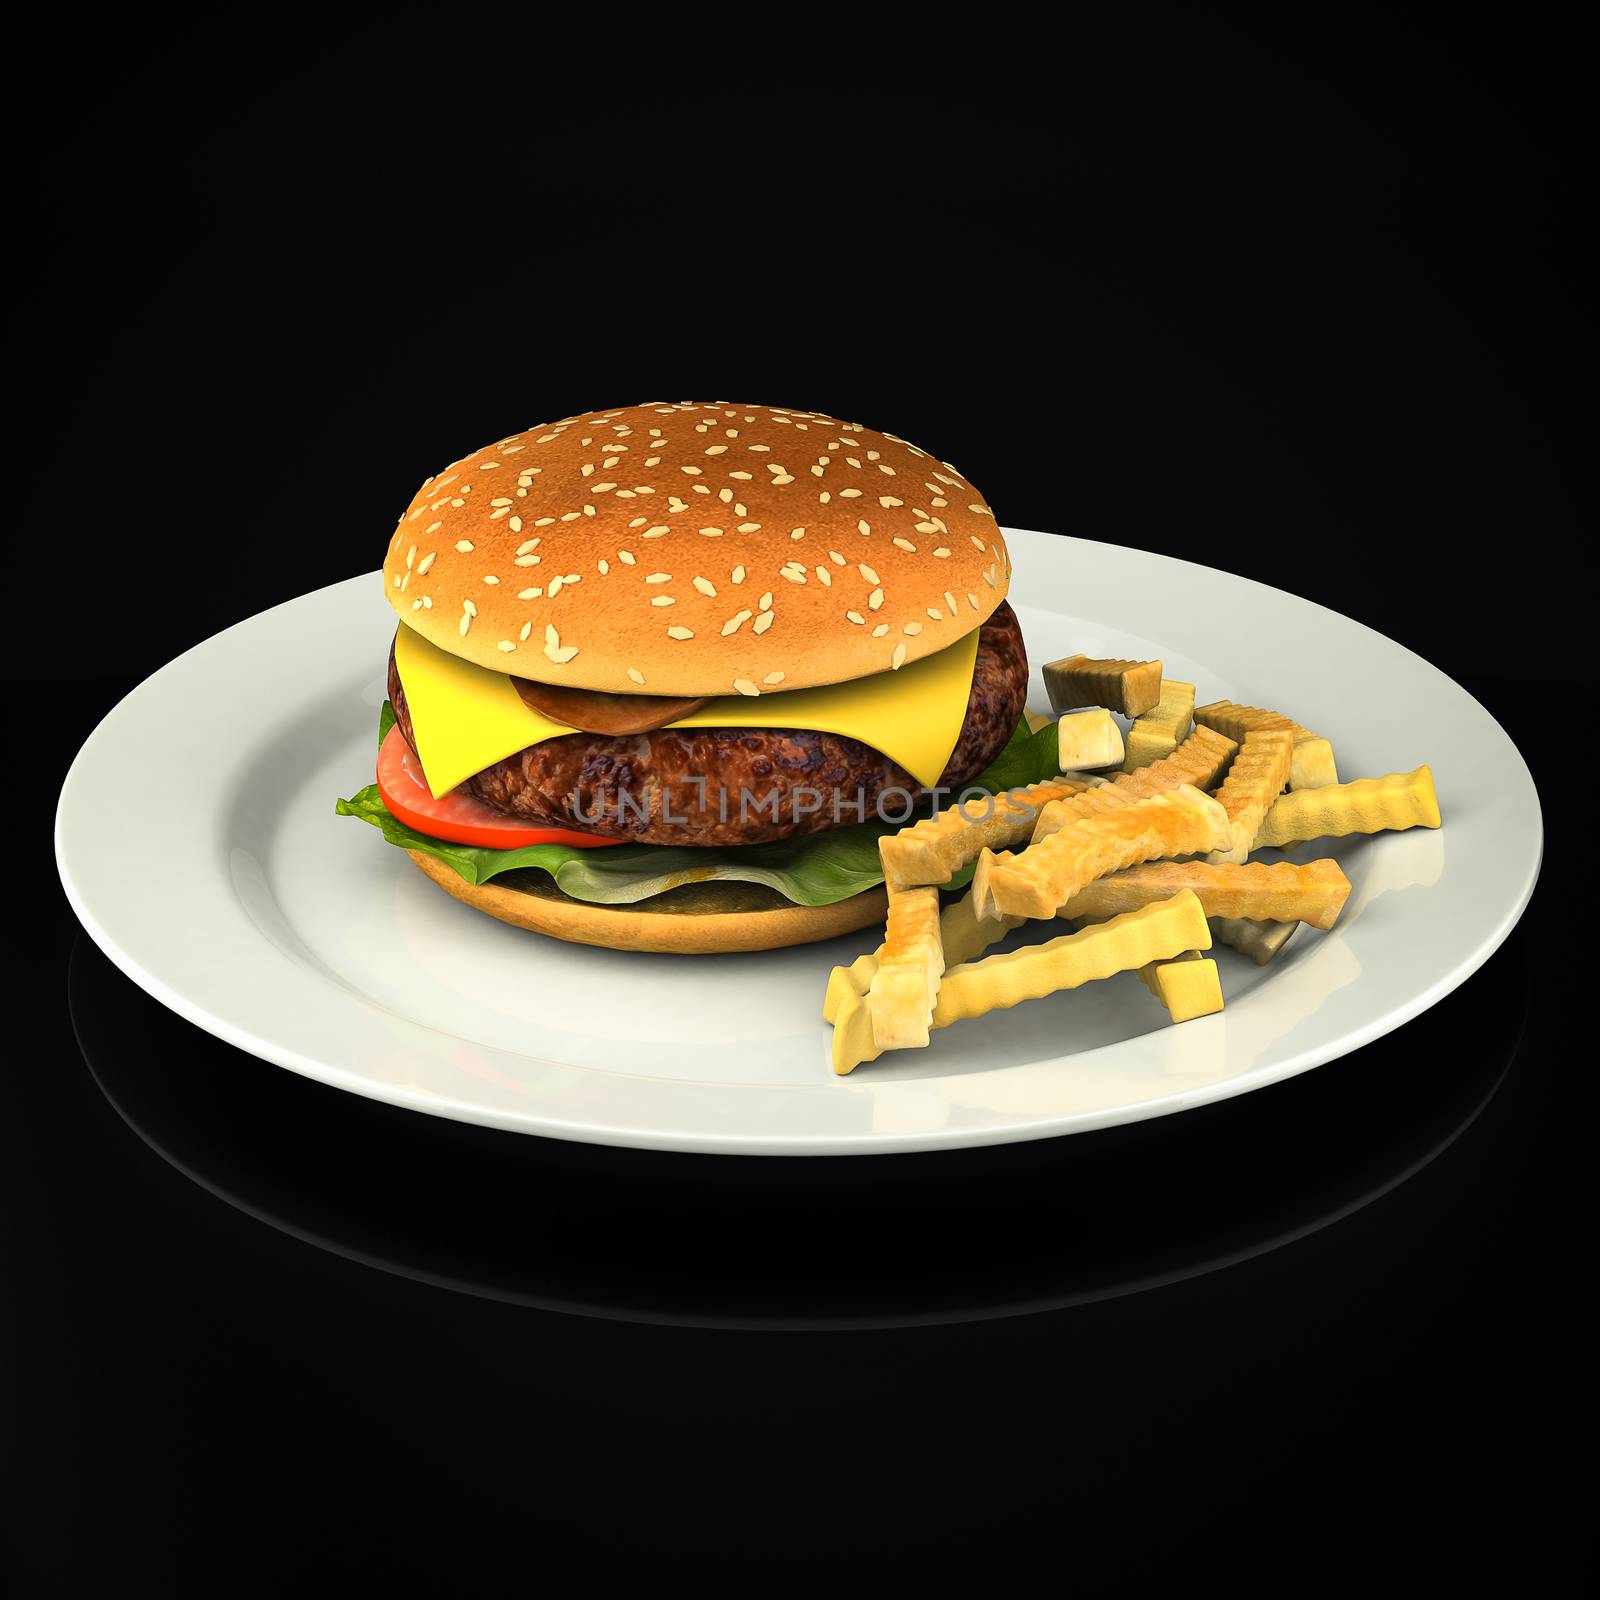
[376,726,621,849]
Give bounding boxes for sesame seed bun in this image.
[407,850,888,954]
[382,401,1011,698]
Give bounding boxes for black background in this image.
[7,8,1586,1592]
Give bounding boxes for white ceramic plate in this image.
[56,531,1541,1154]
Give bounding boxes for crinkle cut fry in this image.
[936,892,1213,1025]
[878,777,1093,891]
[1123,679,1196,771]
[864,884,944,1050]
[1137,949,1225,1022]
[1253,765,1440,850]
[1194,700,1338,790]
[983,786,1232,922]
[823,888,1023,1023]
[1060,858,1350,929]
[1031,725,1239,844]
[1056,708,1125,771]
[1208,728,1295,863]
[833,892,1213,1071]
[1212,916,1298,965]
[1043,653,1164,718]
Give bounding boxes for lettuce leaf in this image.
[969,716,1062,792]
[338,702,1020,906]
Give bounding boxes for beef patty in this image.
[389,601,1026,846]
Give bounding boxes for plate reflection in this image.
[70,931,1524,1332]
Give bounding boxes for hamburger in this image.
[343,401,1028,953]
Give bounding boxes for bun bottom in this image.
[407,850,887,955]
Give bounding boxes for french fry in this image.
[969,846,1015,922]
[1194,700,1338,790]
[823,889,1024,1023]
[1057,708,1125,771]
[1138,950,1225,1022]
[879,778,1094,891]
[1117,724,1237,798]
[1212,916,1298,965]
[1043,653,1164,718]
[823,951,880,1024]
[835,895,1211,1075]
[1031,725,1239,845]
[1060,858,1351,929]
[1027,783,1136,846]
[1208,728,1295,863]
[865,884,944,1049]
[1253,765,1440,850]
[1123,679,1196,771]
[982,786,1231,921]
[1023,709,1056,735]
[935,892,1213,1028]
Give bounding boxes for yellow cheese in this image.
[393,621,982,798]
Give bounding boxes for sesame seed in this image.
[627,668,646,686]
[497,640,516,653]
[933,546,951,558]
[857,520,871,536]
[693,576,717,596]
[643,525,670,538]
[417,553,436,575]
[699,527,724,537]
[455,540,474,553]
[704,445,729,455]
[463,600,477,616]
[893,537,917,552]
[758,592,773,611]
[733,679,760,697]
[763,672,786,686]
[872,624,889,638]
[618,550,636,565]
[651,595,675,607]
[868,588,884,610]
[752,612,774,635]
[971,536,987,550]
[815,567,831,586]
[681,466,702,476]
[645,572,671,584]
[483,575,500,585]
[846,611,865,625]
[945,590,958,613]
[721,610,752,635]
[903,622,923,636]
[858,564,880,584]
[514,554,540,567]
[516,538,541,556]
[520,622,533,642]
[666,626,694,640]
[518,587,542,600]
[968,592,980,609]
[892,643,907,669]
[731,565,746,583]
[779,568,806,584]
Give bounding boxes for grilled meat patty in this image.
[389,601,1026,846]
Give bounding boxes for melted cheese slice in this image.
[393,621,981,798]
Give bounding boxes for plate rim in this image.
[55,530,1543,1154]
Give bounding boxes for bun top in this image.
[382,401,1011,697]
